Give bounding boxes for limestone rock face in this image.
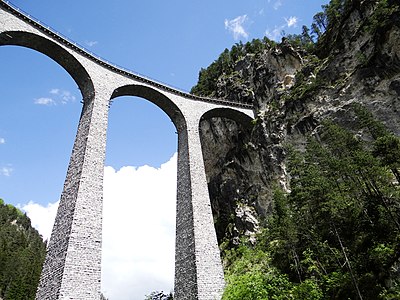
[200,117,267,247]
[199,0,400,247]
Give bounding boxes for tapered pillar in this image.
[36,88,110,300]
[174,117,225,300]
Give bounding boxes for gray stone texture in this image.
[0,2,254,299]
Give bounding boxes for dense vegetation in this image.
[191,0,400,98]
[144,291,174,300]
[221,106,400,299]
[189,0,327,98]
[189,0,330,98]
[0,199,46,300]
[190,37,277,97]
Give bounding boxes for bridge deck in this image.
[0,0,254,110]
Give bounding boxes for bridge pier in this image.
[175,117,225,300]
[35,89,110,300]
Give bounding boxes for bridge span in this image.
[0,1,254,299]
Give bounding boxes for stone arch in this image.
[199,107,255,248]
[201,107,253,130]
[0,31,94,101]
[108,84,184,297]
[111,84,187,131]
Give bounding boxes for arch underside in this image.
[0,29,253,127]
[112,85,253,131]
[111,84,188,131]
[0,31,94,101]
[202,107,253,130]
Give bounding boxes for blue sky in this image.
[0,0,328,298]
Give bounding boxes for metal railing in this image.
[0,0,254,109]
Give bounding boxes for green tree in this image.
[0,200,46,300]
[373,135,400,182]
[144,291,173,300]
[224,113,400,299]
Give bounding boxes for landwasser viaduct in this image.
[0,1,254,299]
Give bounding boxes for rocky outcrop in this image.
[199,0,400,248]
[200,117,266,247]
[200,40,304,246]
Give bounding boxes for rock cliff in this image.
[197,0,400,248]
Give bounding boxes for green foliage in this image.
[354,103,400,182]
[222,246,289,300]
[191,0,365,99]
[223,270,289,300]
[285,28,315,52]
[281,55,327,103]
[291,279,323,300]
[322,0,347,27]
[356,51,368,66]
[285,0,349,51]
[0,200,46,300]
[223,108,400,299]
[314,0,400,59]
[353,103,388,139]
[373,135,400,181]
[191,0,398,100]
[312,12,328,35]
[144,291,173,300]
[222,245,324,300]
[191,38,276,97]
[363,0,400,34]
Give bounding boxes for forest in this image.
[221,106,400,299]
[0,199,46,300]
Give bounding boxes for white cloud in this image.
[35,89,76,105]
[224,15,249,40]
[60,90,76,104]
[49,88,60,95]
[22,201,59,241]
[50,89,76,104]
[1,166,13,176]
[265,25,286,41]
[273,0,283,10]
[22,153,177,300]
[285,16,298,28]
[0,138,5,144]
[265,15,299,41]
[34,97,56,105]
[85,40,98,47]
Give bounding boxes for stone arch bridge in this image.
[0,1,254,299]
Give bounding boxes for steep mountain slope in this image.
[196,0,400,248]
[194,1,400,298]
